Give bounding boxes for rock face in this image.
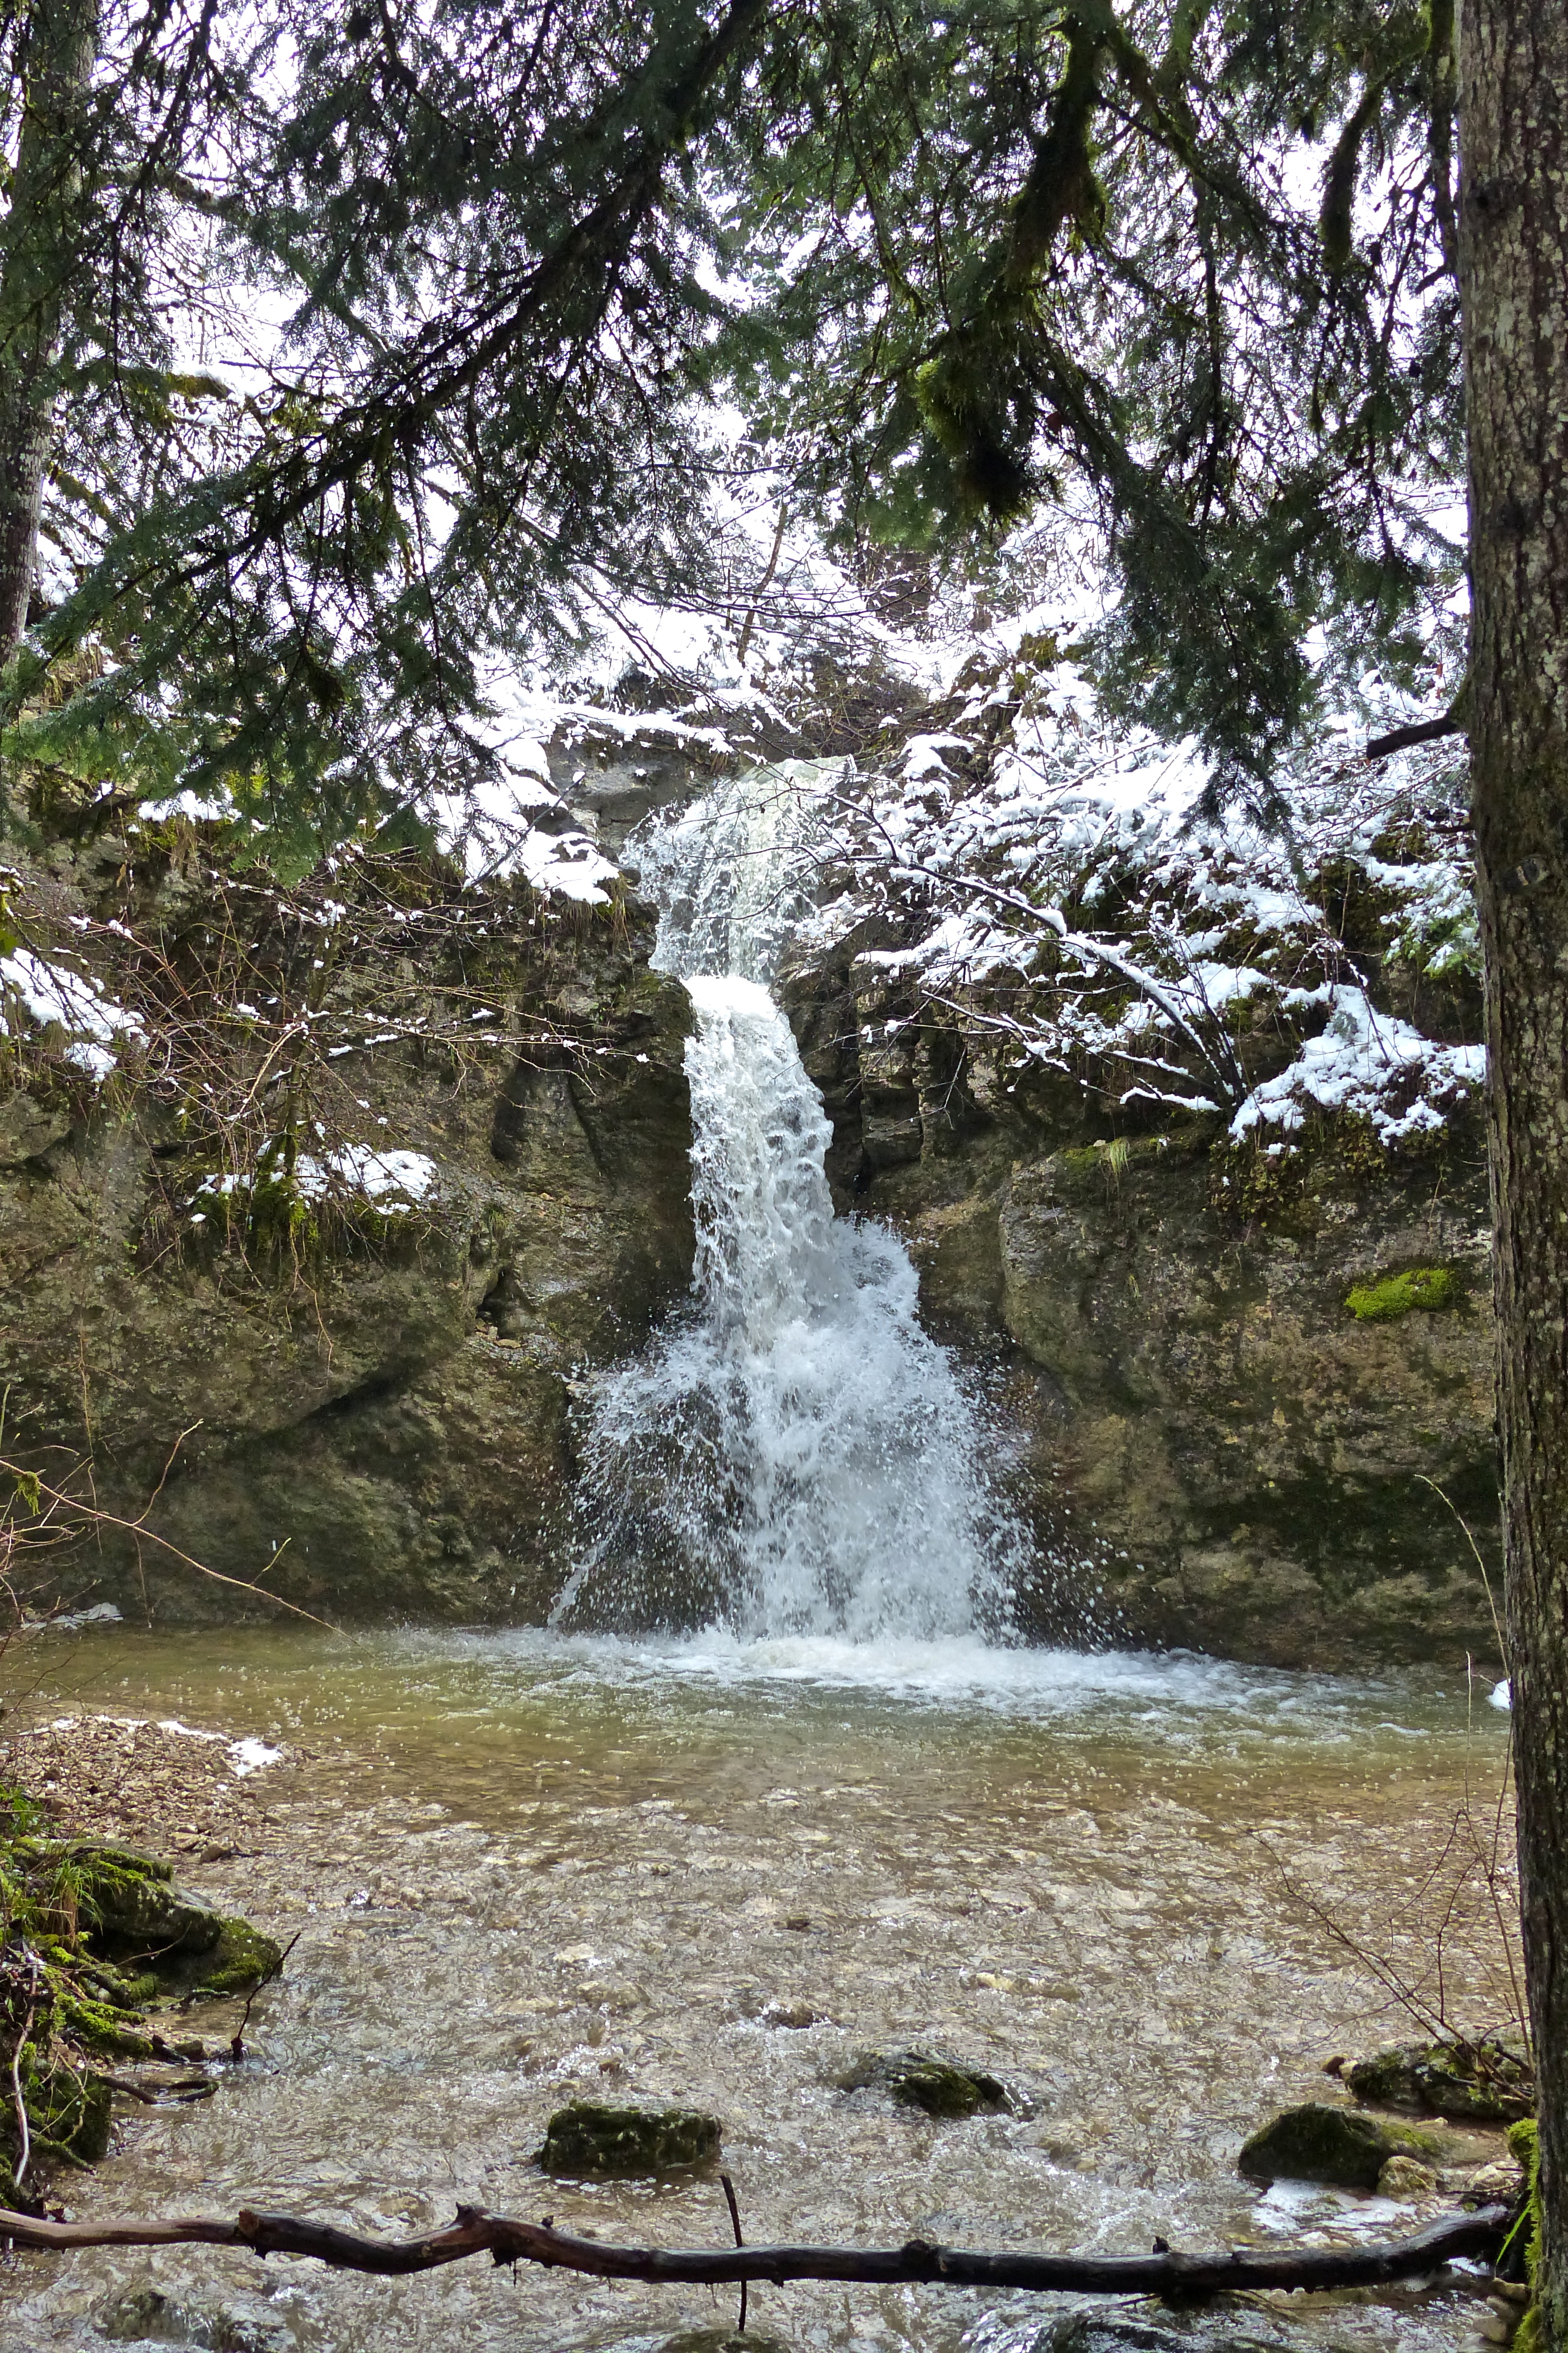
[782,932,1501,1669]
[1,836,696,1625]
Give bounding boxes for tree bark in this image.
[0,0,98,660]
[1459,0,1568,2344]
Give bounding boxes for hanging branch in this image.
[0,2199,1513,2293]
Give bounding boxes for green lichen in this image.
[1345,1266,1458,1322]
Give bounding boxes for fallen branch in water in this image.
[0,2199,1512,2295]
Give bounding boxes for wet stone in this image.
[1377,2153,1440,2197]
[1030,2304,1298,2352]
[539,2099,722,2175]
[95,2284,291,2349]
[1345,2034,1534,2124]
[1236,2100,1445,2189]
[834,2048,1010,2118]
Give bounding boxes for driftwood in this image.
[0,2198,1510,2296]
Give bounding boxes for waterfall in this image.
[555,764,1030,1641]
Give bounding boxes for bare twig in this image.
[230,1931,300,2062]
[719,2169,746,2332]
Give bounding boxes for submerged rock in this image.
[1237,2100,1444,2189]
[835,2048,1010,2118]
[539,2100,722,2175]
[1033,2307,1295,2352]
[1345,2034,1533,2123]
[572,2334,795,2353]
[96,2285,290,2349]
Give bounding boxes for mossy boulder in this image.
[1237,2100,1444,2189]
[539,2100,721,2176]
[71,1845,224,1957]
[835,2048,1009,2118]
[1346,2034,1533,2123]
[186,1917,284,1998]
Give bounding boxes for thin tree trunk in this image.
[0,0,97,659]
[1459,0,1568,2343]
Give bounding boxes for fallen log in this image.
[0,2198,1511,2297]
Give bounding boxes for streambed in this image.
[2,1625,1515,2353]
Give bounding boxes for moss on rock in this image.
[1345,1266,1459,1322]
[188,1917,284,1997]
[539,2100,722,2175]
[1236,2100,1444,2189]
[835,2048,1009,2118]
[1346,2034,1533,2122]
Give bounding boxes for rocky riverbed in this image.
[0,1621,1527,2353]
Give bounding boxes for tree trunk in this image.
[0,0,97,660]
[1459,0,1568,2344]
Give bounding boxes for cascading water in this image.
[555,763,1033,1641]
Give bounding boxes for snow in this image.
[196,1142,438,1212]
[1,946,147,1079]
[1230,985,1486,1145]
[779,642,1484,1141]
[421,769,620,902]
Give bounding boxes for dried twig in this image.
[719,2169,746,2331]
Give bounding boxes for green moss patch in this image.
[1345,1266,1459,1322]
[835,2047,1010,2118]
[1347,2034,1533,2122]
[539,2100,721,2175]
[189,1918,283,1997]
[1237,2099,1444,2189]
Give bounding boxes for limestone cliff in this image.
[782,931,1500,1671]
[0,828,695,1623]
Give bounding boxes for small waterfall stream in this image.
[556,765,1031,1640]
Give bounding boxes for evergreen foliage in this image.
[0,0,1466,838]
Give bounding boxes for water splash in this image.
[557,768,1034,1640]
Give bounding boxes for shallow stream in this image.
[4,1625,1514,2353]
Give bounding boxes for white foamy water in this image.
[558,768,1043,1642]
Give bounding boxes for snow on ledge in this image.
[1229,985,1486,1145]
[1,946,146,1079]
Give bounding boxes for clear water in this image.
[1,1625,1516,2353]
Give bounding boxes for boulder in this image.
[186,1917,285,1997]
[1236,2100,1444,2189]
[1346,2035,1533,2124]
[835,2048,1010,2118]
[72,1845,224,1958]
[538,2100,721,2175]
[96,2286,290,2350]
